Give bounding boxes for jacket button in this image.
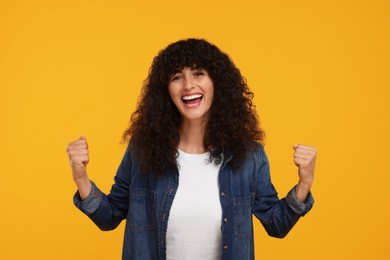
[221,192,226,197]
[223,218,228,223]
[223,245,228,250]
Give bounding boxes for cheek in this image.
[168,86,182,109]
[168,85,177,101]
[168,84,173,96]
[207,85,214,104]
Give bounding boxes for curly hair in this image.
[123,38,264,175]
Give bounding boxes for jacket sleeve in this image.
[252,146,314,238]
[73,146,132,231]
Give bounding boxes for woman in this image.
[66,38,316,260]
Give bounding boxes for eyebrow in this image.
[171,65,205,77]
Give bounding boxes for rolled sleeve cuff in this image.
[73,181,104,215]
[285,185,314,216]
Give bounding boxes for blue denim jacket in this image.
[74,143,314,260]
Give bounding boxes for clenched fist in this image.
[66,136,91,200]
[293,144,317,202]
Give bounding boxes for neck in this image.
[178,118,207,154]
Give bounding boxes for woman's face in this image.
[168,67,214,124]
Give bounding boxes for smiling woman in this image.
[66,38,317,260]
[168,67,214,126]
[123,39,267,173]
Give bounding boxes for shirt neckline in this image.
[177,148,210,158]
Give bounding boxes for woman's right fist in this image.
[66,136,89,182]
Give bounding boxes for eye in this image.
[170,75,182,81]
[194,71,205,77]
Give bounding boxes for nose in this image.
[183,78,194,90]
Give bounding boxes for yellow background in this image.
[1,0,389,259]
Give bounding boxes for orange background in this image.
[0,0,389,259]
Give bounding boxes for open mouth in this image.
[181,94,203,106]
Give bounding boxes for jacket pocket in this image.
[127,187,157,232]
[233,193,254,239]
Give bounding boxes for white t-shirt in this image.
[166,149,222,260]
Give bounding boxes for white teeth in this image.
[182,94,203,100]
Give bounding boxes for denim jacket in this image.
[74,143,314,260]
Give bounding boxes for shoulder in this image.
[126,137,140,160]
[120,138,139,170]
[244,141,268,165]
[228,141,269,173]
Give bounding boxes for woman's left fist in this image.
[293,144,317,185]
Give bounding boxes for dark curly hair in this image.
[123,38,264,175]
